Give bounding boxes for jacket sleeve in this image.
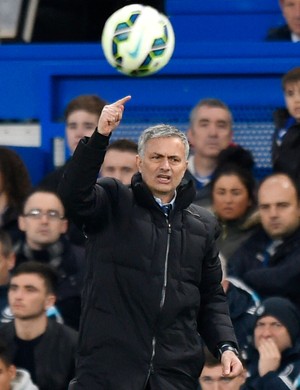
[57,129,113,227]
[243,254,300,297]
[196,211,238,357]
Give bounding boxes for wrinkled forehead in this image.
[144,136,187,153]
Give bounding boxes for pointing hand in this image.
[97,95,131,136]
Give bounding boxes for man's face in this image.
[137,137,188,204]
[281,0,300,36]
[199,364,246,389]
[258,174,300,239]
[8,273,55,320]
[66,110,99,154]
[18,192,68,249]
[0,359,16,390]
[101,149,138,185]
[254,315,292,353]
[188,105,232,159]
[284,81,300,122]
[0,243,15,286]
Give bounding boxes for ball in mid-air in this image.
[101,4,175,77]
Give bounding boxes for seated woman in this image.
[0,147,32,244]
[210,145,260,264]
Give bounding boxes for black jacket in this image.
[38,162,86,247]
[242,342,300,389]
[58,130,238,390]
[228,227,300,311]
[0,320,78,390]
[265,24,292,41]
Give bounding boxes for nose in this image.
[11,289,23,300]
[113,171,122,181]
[40,213,50,222]
[261,326,272,338]
[161,157,171,170]
[268,205,278,218]
[75,129,84,139]
[207,124,218,136]
[223,193,233,203]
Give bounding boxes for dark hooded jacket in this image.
[58,130,238,390]
[242,342,300,389]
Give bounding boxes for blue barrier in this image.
[0,40,299,183]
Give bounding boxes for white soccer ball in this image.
[101,4,175,77]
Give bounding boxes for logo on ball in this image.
[101,4,175,77]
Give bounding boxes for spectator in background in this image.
[199,346,247,390]
[0,261,78,390]
[0,147,32,245]
[272,67,300,185]
[0,230,16,322]
[219,252,261,356]
[15,189,85,330]
[31,0,165,43]
[211,145,259,262]
[185,98,233,208]
[40,94,107,191]
[242,297,300,389]
[0,228,63,325]
[0,339,38,390]
[39,94,107,246]
[99,138,138,185]
[266,0,300,42]
[228,173,300,311]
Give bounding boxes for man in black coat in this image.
[266,0,300,42]
[58,95,243,389]
[228,172,300,311]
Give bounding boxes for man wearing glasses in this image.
[14,189,85,330]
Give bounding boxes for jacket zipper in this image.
[144,220,172,388]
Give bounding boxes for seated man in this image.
[266,0,300,42]
[242,297,300,389]
[99,138,138,185]
[185,98,234,208]
[15,188,85,330]
[199,346,246,389]
[0,261,78,390]
[228,173,300,311]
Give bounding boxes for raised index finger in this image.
[113,95,132,106]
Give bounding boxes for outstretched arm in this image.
[58,95,131,225]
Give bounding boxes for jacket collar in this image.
[131,172,196,212]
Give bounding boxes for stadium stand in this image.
[0,0,297,183]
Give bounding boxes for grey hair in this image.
[138,124,189,159]
[189,98,233,126]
